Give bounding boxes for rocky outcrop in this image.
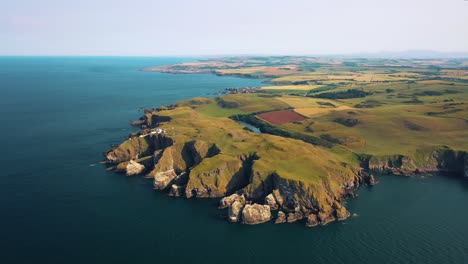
[272,189,284,208]
[219,194,246,209]
[287,212,302,223]
[318,212,336,225]
[286,205,306,223]
[265,193,279,210]
[335,207,350,221]
[131,120,146,127]
[275,211,286,224]
[228,200,245,222]
[154,170,178,190]
[148,144,190,190]
[333,201,350,221]
[239,160,358,226]
[105,133,174,164]
[365,174,375,186]
[106,137,152,163]
[145,114,171,128]
[242,204,271,225]
[113,157,152,176]
[305,214,319,227]
[126,160,145,176]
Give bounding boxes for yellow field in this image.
[295,106,353,117]
[276,96,349,108]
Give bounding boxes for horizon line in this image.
[2,50,468,59]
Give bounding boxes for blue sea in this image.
[1,57,467,264]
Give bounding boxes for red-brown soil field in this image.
[256,109,307,125]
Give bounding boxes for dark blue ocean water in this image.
[1,57,467,264]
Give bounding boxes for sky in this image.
[1,0,467,56]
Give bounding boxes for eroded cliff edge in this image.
[104,97,467,227]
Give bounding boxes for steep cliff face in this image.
[148,143,190,190]
[365,146,467,177]
[237,159,359,225]
[185,154,246,198]
[115,138,220,191]
[106,137,152,163]
[105,134,173,164]
[139,113,172,128]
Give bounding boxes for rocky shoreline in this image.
[104,104,467,227]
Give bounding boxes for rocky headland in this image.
[104,96,467,227]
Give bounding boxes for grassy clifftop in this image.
[107,56,468,227]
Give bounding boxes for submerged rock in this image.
[126,160,145,176]
[228,200,244,222]
[275,211,286,224]
[241,204,271,225]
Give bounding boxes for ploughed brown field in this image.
[256,109,307,125]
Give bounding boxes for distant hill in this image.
[339,50,468,59]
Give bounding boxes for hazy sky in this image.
[1,0,467,55]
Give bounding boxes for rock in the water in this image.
[126,160,145,176]
[241,204,271,225]
[275,211,286,224]
[228,200,244,222]
[305,214,318,227]
[168,184,185,197]
[366,174,376,186]
[265,193,279,210]
[219,193,246,209]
